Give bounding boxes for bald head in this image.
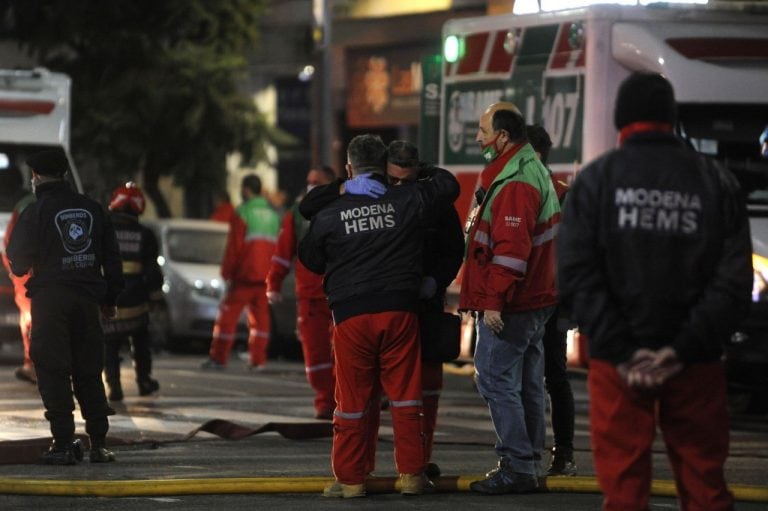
[476,102,524,158]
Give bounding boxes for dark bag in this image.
[419,311,461,363]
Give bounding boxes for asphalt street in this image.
[0,343,767,510]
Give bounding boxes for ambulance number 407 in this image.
[528,75,583,159]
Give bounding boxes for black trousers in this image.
[30,288,113,445]
[103,314,153,387]
[542,306,575,452]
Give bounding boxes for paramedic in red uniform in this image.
[298,134,459,498]
[2,190,35,383]
[266,165,337,420]
[558,72,752,511]
[202,174,280,370]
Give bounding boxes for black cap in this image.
[26,148,70,177]
[614,72,676,130]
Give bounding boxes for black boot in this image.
[547,446,577,476]
[137,377,159,396]
[89,436,116,463]
[106,379,124,402]
[40,439,83,466]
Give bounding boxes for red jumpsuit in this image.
[267,203,335,417]
[2,194,35,372]
[208,196,280,367]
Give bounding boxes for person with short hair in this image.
[6,148,124,465]
[385,140,464,479]
[526,124,577,476]
[558,72,752,511]
[202,174,280,370]
[461,103,560,495]
[299,134,459,498]
[267,165,337,420]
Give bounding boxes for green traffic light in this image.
[444,35,461,63]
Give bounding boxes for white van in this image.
[0,67,82,340]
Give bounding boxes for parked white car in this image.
[145,219,246,351]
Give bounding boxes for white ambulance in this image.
[438,3,768,410]
[0,67,82,339]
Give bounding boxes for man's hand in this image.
[100,305,117,321]
[343,173,387,198]
[266,291,283,304]
[619,346,682,390]
[483,310,504,334]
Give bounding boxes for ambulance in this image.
[438,3,768,410]
[0,67,82,340]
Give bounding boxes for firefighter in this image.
[2,189,35,384]
[102,182,164,401]
[202,174,280,369]
[266,166,337,420]
[6,148,124,464]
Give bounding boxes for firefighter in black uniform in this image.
[6,148,124,465]
[103,182,164,401]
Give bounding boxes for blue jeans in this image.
[474,306,554,476]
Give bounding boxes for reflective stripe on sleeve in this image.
[532,224,558,246]
[491,255,527,273]
[271,255,291,268]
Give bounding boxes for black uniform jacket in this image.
[6,180,124,306]
[298,168,459,323]
[557,131,753,365]
[110,211,163,308]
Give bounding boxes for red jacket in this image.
[221,196,280,284]
[460,143,560,313]
[267,202,325,300]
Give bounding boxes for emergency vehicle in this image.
[438,3,768,409]
[0,67,82,340]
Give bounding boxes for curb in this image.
[1,475,767,501]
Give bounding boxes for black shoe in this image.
[425,462,441,479]
[137,378,160,396]
[40,439,83,466]
[90,446,116,463]
[547,447,577,476]
[14,365,37,384]
[471,461,538,495]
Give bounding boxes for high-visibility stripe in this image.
[532,224,558,246]
[271,255,291,268]
[245,234,278,243]
[492,255,527,273]
[306,362,333,373]
[216,332,237,341]
[390,399,422,408]
[122,261,143,274]
[474,230,490,246]
[250,330,269,339]
[334,409,364,420]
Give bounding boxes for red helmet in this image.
[109,182,145,215]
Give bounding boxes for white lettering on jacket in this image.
[615,188,701,235]
[340,203,397,234]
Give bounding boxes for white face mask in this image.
[31,175,42,194]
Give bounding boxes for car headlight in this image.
[192,278,224,300]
